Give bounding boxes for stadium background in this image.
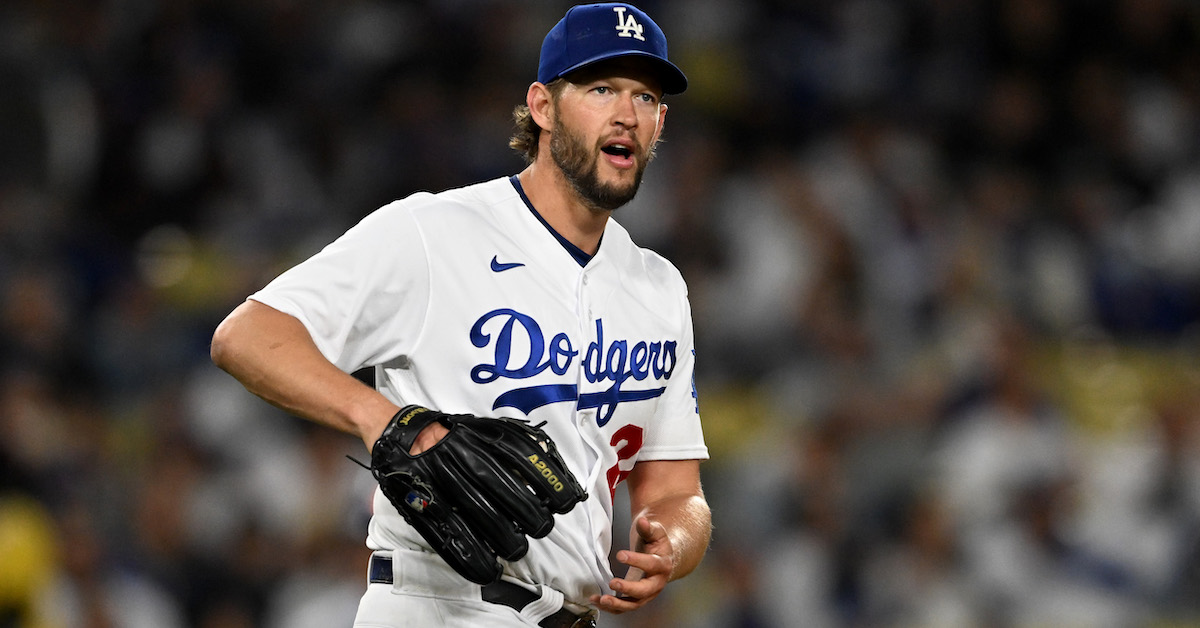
[3,0,1200,626]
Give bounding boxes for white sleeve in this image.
[639,288,709,461]
[249,199,430,373]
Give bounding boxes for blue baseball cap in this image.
[538,3,688,95]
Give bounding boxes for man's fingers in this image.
[611,572,665,600]
[409,422,449,455]
[591,571,667,614]
[618,549,667,576]
[589,593,641,614]
[598,526,674,615]
[608,548,671,596]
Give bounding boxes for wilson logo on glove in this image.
[395,406,425,427]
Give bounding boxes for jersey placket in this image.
[572,260,621,589]
[574,264,601,453]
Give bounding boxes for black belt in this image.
[368,553,596,628]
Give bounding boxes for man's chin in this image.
[586,184,639,212]
[556,152,645,211]
[596,170,642,203]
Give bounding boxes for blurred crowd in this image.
[3,0,1200,627]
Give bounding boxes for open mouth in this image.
[601,145,633,159]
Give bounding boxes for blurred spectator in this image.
[933,315,1076,528]
[859,490,981,627]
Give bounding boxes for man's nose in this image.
[612,94,638,128]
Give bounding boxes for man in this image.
[210,3,711,627]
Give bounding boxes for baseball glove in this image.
[367,405,587,584]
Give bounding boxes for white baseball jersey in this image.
[250,176,708,606]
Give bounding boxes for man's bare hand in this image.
[589,516,674,614]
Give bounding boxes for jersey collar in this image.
[509,175,596,268]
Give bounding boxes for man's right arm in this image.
[210,299,399,451]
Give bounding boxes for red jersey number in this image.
[605,424,644,502]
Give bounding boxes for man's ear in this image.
[651,102,668,146]
[528,82,554,131]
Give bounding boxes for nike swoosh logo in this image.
[490,256,525,272]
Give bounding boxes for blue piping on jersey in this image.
[509,175,595,267]
[493,384,579,414]
[493,382,666,427]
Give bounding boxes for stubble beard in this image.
[549,121,651,213]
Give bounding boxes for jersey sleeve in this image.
[639,283,709,462]
[249,199,431,373]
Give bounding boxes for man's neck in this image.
[517,163,609,256]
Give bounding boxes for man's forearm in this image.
[211,300,398,449]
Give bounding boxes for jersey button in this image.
[581,275,589,286]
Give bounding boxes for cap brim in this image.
[556,50,688,95]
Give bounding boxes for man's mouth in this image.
[600,141,637,169]
[601,145,633,158]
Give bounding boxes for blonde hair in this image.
[508,79,566,164]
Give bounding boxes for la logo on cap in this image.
[613,6,645,41]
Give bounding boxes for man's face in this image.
[548,62,666,212]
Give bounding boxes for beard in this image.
[549,120,651,212]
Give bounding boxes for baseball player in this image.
[210,4,711,627]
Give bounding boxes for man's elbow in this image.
[211,303,257,373]
[210,315,238,372]
[210,300,302,376]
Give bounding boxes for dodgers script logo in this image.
[613,6,645,41]
[469,309,676,426]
